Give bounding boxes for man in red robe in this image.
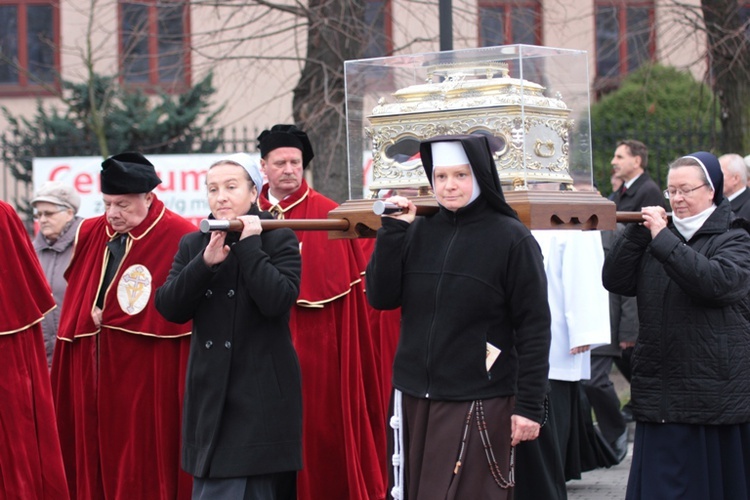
[51,153,195,500]
[257,125,386,500]
[0,200,69,500]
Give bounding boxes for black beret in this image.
[101,152,162,194]
[257,124,315,169]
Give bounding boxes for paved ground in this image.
[566,438,632,499]
[566,367,633,500]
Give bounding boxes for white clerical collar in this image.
[624,173,642,190]
[727,186,747,202]
[267,192,281,205]
[267,191,292,205]
[673,204,716,241]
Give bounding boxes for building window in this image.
[595,0,655,87]
[120,0,190,90]
[357,0,392,87]
[0,0,59,95]
[478,0,542,48]
[363,0,392,59]
[478,0,542,83]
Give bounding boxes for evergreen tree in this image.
[1,72,224,210]
[588,64,719,195]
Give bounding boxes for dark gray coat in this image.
[155,211,302,478]
[596,224,639,357]
[32,216,83,365]
[611,172,665,213]
[594,173,666,358]
[730,188,750,221]
[602,200,750,424]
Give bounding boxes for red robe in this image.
[51,196,194,500]
[0,201,69,500]
[260,180,387,500]
[359,238,402,427]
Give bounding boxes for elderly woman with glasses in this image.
[603,152,750,499]
[31,181,83,366]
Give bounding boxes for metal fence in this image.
[591,117,720,196]
[210,126,263,154]
[1,125,264,209]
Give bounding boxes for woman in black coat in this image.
[602,152,750,500]
[156,153,302,500]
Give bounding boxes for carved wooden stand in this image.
[326,191,617,239]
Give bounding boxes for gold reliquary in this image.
[344,45,615,230]
[366,62,575,193]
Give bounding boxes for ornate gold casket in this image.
[366,62,575,193]
[343,45,615,231]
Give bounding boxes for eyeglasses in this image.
[663,184,708,199]
[33,208,66,219]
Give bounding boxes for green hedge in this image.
[588,64,720,196]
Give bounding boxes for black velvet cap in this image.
[100,152,162,194]
[257,124,315,168]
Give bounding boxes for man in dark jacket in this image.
[719,153,750,220]
[610,140,664,213]
[583,140,664,462]
[156,153,302,500]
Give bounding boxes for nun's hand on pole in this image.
[641,206,668,239]
[382,196,417,224]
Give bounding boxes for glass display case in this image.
[342,44,614,230]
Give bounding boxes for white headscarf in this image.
[430,141,481,206]
[222,153,264,192]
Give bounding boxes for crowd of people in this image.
[2,127,750,500]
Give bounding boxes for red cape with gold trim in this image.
[57,196,195,339]
[260,181,387,500]
[0,201,55,335]
[51,195,195,500]
[359,237,402,428]
[0,200,69,499]
[261,179,367,304]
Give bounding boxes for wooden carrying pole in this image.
[200,218,350,233]
[200,193,657,239]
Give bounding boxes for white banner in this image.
[33,153,261,227]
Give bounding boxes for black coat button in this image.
[227,289,235,298]
[224,341,231,349]
[205,340,213,349]
[205,289,213,298]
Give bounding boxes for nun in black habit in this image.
[366,134,552,499]
[603,152,750,499]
